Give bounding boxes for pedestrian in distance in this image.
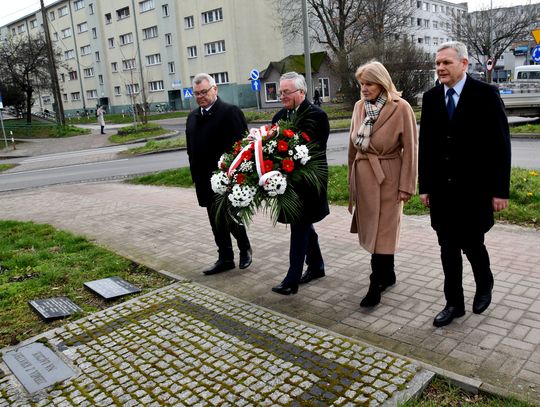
[348,61,418,308]
[313,88,322,106]
[270,72,330,295]
[186,73,253,275]
[96,105,106,134]
[419,41,511,328]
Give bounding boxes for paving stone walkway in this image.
[0,183,539,405]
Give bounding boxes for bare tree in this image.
[0,34,52,123]
[450,2,540,82]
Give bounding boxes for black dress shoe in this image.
[473,284,493,314]
[299,268,325,284]
[239,249,252,269]
[271,282,298,295]
[433,306,465,327]
[203,260,235,275]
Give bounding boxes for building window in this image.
[49,11,55,20]
[204,40,225,55]
[61,28,72,38]
[17,24,26,34]
[123,58,136,70]
[92,27,97,38]
[64,49,75,60]
[422,2,428,11]
[165,33,172,45]
[184,16,194,29]
[86,89,98,99]
[83,67,94,77]
[98,74,103,85]
[168,62,175,74]
[265,82,278,102]
[126,83,140,95]
[424,36,431,45]
[149,80,164,91]
[77,22,88,33]
[58,6,69,17]
[433,21,438,29]
[60,73,65,82]
[74,0,85,11]
[202,8,223,24]
[89,3,94,14]
[424,19,429,28]
[139,0,154,12]
[145,53,161,65]
[11,28,16,36]
[162,4,170,16]
[105,13,112,24]
[210,72,229,84]
[68,70,78,80]
[142,26,158,39]
[80,44,91,55]
[417,18,422,26]
[53,32,58,41]
[114,86,121,96]
[108,37,115,48]
[119,32,133,45]
[63,93,68,102]
[30,20,38,29]
[117,7,130,20]
[95,51,100,61]
[187,46,197,58]
[111,62,118,72]
[71,92,81,101]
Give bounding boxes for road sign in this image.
[183,88,193,99]
[533,28,540,44]
[249,69,259,81]
[486,59,494,71]
[251,79,261,92]
[532,45,540,63]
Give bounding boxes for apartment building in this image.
[0,0,294,115]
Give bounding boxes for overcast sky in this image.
[1,0,539,27]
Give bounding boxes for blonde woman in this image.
[348,61,418,307]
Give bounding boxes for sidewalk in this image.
[0,183,539,405]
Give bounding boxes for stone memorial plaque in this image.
[3,342,75,394]
[28,297,82,321]
[84,276,141,300]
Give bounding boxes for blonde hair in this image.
[355,61,399,101]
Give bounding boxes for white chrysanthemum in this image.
[294,145,311,165]
[262,173,287,196]
[238,160,254,173]
[293,134,299,141]
[217,154,227,169]
[228,184,257,207]
[263,140,277,154]
[211,172,229,194]
[288,150,294,156]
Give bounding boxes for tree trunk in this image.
[25,88,33,124]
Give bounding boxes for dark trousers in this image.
[206,207,250,261]
[436,229,493,309]
[282,223,324,285]
[100,125,105,134]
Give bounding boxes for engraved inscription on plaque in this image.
[3,343,75,394]
[84,276,141,300]
[28,297,83,321]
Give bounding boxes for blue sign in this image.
[183,88,193,99]
[251,79,261,92]
[249,69,260,81]
[499,89,513,94]
[533,45,540,63]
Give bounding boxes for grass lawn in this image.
[121,135,186,155]
[0,164,16,173]
[3,119,90,138]
[510,123,540,134]
[0,220,173,348]
[66,110,190,125]
[109,123,170,143]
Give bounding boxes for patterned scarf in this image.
[355,93,387,152]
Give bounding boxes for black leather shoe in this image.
[203,260,235,275]
[433,306,465,327]
[239,249,252,269]
[473,284,493,314]
[299,268,325,284]
[271,282,298,295]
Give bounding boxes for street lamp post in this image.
[301,0,313,101]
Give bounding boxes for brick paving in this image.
[0,183,539,404]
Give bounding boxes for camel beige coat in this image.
[348,93,418,254]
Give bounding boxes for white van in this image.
[514,65,540,81]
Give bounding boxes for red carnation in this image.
[277,140,289,152]
[282,158,294,173]
[236,173,246,184]
[263,159,274,172]
[242,149,253,161]
[283,129,295,138]
[301,132,311,142]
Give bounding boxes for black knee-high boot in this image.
[379,254,396,290]
[360,254,395,307]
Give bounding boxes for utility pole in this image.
[131,0,148,123]
[301,0,313,101]
[40,0,66,125]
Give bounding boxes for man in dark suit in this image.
[270,72,330,295]
[419,42,511,327]
[186,73,252,275]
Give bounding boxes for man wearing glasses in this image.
[271,72,330,295]
[186,73,253,275]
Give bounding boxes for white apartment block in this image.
[0,0,294,115]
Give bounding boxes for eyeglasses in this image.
[194,86,214,97]
[278,89,302,97]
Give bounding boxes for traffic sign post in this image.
[249,69,259,81]
[532,46,540,63]
[0,93,7,150]
[249,68,261,111]
[183,88,193,99]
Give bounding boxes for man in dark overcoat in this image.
[186,73,252,275]
[419,41,511,327]
[270,72,330,295]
